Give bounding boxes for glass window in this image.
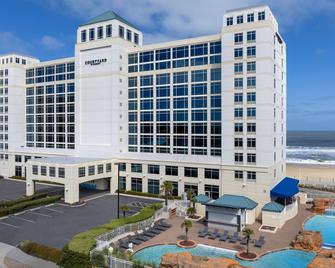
[106,24,112,37]
[235,170,243,180]
[210,41,221,54]
[226,17,233,26]
[148,179,160,194]
[97,164,104,174]
[247,46,256,57]
[184,167,198,177]
[247,153,256,163]
[234,108,243,118]
[89,28,95,41]
[247,61,256,73]
[191,70,207,82]
[234,48,243,58]
[131,163,142,173]
[49,167,56,177]
[247,92,256,103]
[190,43,208,56]
[156,48,170,61]
[88,165,95,176]
[247,107,256,117]
[78,167,85,177]
[173,72,188,84]
[237,15,244,24]
[247,31,256,42]
[247,77,256,88]
[234,33,243,44]
[210,68,221,81]
[131,177,142,192]
[32,165,38,175]
[127,29,132,41]
[58,167,65,178]
[247,13,254,22]
[165,166,178,176]
[247,171,256,180]
[173,46,189,58]
[140,51,154,63]
[119,26,124,38]
[205,184,219,199]
[134,33,139,44]
[156,73,170,85]
[234,63,243,74]
[258,11,265,21]
[148,164,159,174]
[97,26,103,39]
[234,93,243,103]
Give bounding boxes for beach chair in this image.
[208,229,220,240]
[198,227,210,238]
[159,219,172,228]
[254,236,265,248]
[229,232,239,243]
[219,230,229,241]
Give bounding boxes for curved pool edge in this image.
[133,243,317,267]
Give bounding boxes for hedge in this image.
[0,192,48,208]
[10,176,26,180]
[68,202,162,255]
[116,189,181,200]
[19,240,63,263]
[0,195,61,217]
[58,246,90,268]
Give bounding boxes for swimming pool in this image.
[304,214,335,247]
[133,244,315,268]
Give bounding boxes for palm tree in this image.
[161,181,173,206]
[121,204,130,218]
[242,228,254,254]
[187,207,196,218]
[181,219,192,242]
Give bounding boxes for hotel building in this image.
[0,5,288,224]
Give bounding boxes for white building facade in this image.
[0,6,286,212]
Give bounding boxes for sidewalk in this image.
[0,242,58,268]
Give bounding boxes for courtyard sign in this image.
[85,58,107,66]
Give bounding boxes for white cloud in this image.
[0,31,27,54]
[36,0,335,44]
[41,35,65,50]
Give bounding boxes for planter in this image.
[236,251,258,261]
[177,240,197,248]
[185,215,202,222]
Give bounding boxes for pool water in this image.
[133,244,315,268]
[304,215,335,247]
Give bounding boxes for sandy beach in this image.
[287,163,335,185]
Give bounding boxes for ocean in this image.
[287,131,335,165]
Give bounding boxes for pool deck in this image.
[134,204,314,255]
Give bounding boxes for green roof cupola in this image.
[80,10,139,30]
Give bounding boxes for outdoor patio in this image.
[133,204,314,255]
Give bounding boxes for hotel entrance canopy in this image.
[270,177,299,198]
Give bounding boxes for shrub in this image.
[19,240,63,263]
[68,203,162,254]
[115,189,182,200]
[0,195,61,217]
[58,246,90,268]
[10,176,26,180]
[0,192,48,208]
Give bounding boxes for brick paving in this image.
[134,204,314,255]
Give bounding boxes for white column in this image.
[26,179,35,196]
[64,182,79,204]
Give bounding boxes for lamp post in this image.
[116,162,120,219]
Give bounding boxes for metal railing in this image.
[95,207,164,250]
[110,256,133,268]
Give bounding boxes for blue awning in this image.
[195,194,211,204]
[270,177,299,198]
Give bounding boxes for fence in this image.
[109,256,133,268]
[94,207,164,250]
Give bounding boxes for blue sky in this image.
[0,0,335,131]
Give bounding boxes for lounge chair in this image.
[154,223,169,231]
[229,232,239,243]
[208,229,220,240]
[147,227,161,234]
[159,219,172,228]
[198,227,208,235]
[128,235,143,245]
[254,236,265,248]
[134,232,150,242]
[198,227,210,238]
[143,230,156,238]
[219,230,229,241]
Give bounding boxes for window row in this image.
[226,11,265,26]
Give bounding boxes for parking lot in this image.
[0,194,159,248]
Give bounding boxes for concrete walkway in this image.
[0,242,58,268]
